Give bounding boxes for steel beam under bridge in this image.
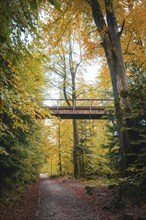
[43,99,113,120]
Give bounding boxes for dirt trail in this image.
[1,175,145,220]
[36,175,100,220]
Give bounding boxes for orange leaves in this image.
[98,65,111,89]
[120,0,146,68]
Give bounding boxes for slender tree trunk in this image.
[73,119,80,178]
[58,120,62,174]
[80,149,84,178]
[71,71,80,178]
[63,72,71,106]
[62,40,82,178]
[90,0,132,175]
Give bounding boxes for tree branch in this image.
[90,0,107,32]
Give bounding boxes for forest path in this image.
[36,174,100,220]
[1,175,145,220]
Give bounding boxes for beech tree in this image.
[87,0,131,174]
[44,36,85,178]
[40,1,132,172]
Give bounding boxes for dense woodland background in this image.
[0,0,146,203]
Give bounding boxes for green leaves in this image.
[0,0,51,190]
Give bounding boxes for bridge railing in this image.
[43,99,114,119]
[43,98,114,108]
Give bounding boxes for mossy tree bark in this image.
[90,0,132,175]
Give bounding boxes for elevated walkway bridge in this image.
[43,99,114,119]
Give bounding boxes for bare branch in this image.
[124,32,133,55]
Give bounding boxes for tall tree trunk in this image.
[80,149,84,178]
[62,39,82,178]
[63,72,71,106]
[58,120,62,174]
[90,0,131,175]
[71,71,80,178]
[73,119,80,178]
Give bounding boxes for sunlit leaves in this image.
[41,118,73,176]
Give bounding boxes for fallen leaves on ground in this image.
[0,177,146,220]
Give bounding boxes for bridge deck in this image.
[45,106,107,119]
[43,99,113,119]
